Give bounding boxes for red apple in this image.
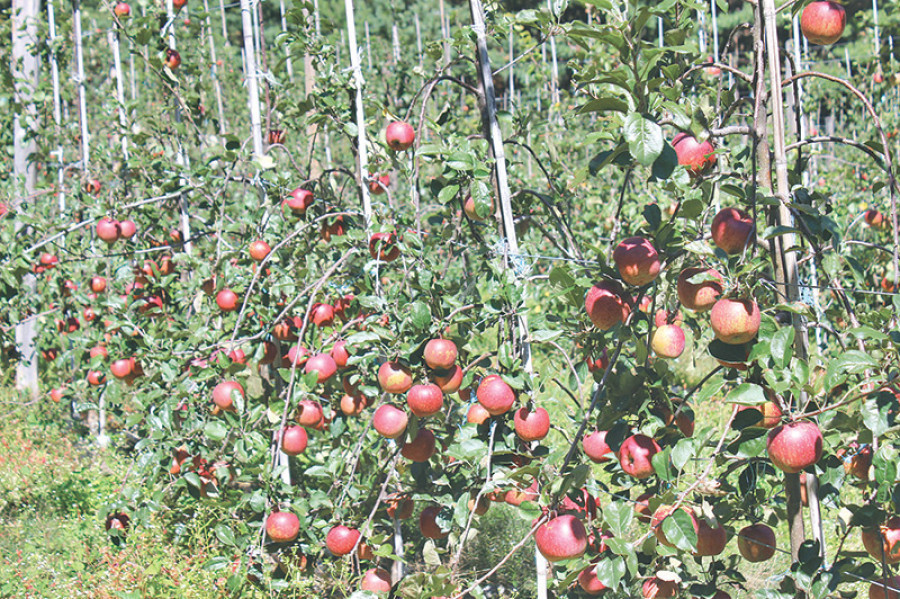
[330,340,349,369]
[401,428,436,462]
[212,381,243,411]
[50,387,65,402]
[173,0,186,8]
[613,236,661,287]
[284,345,309,369]
[85,179,101,195]
[651,324,686,359]
[583,430,613,462]
[677,267,724,312]
[266,511,299,543]
[424,338,457,370]
[476,374,516,416]
[585,280,630,330]
[165,49,181,69]
[385,121,415,151]
[504,480,539,506]
[710,298,760,345]
[711,207,755,255]
[268,129,286,145]
[360,568,391,593]
[419,505,449,539]
[430,364,463,393]
[304,353,337,383]
[739,401,783,428]
[766,420,824,473]
[406,384,444,417]
[862,517,900,564]
[281,426,308,456]
[368,173,390,195]
[464,196,494,221]
[619,434,661,479]
[845,444,873,480]
[90,276,107,293]
[578,563,608,595]
[373,404,408,439]
[119,219,136,238]
[284,188,314,214]
[249,240,270,261]
[368,232,400,261]
[295,400,323,426]
[96,217,120,244]
[386,494,414,520]
[216,288,239,312]
[800,1,846,45]
[326,525,360,555]
[90,345,108,360]
[114,1,130,17]
[865,209,885,228]
[110,358,133,379]
[340,394,367,416]
[869,576,900,599]
[514,406,550,441]
[737,523,776,562]
[534,514,588,562]
[672,133,716,175]
[378,361,413,394]
[87,371,106,385]
[695,518,728,556]
[308,303,333,328]
[643,576,678,599]
[466,403,491,425]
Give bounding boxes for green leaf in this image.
[671,438,695,471]
[579,97,629,114]
[594,556,626,590]
[623,113,664,166]
[726,383,767,405]
[770,326,795,369]
[531,330,562,342]
[409,301,431,330]
[661,508,698,551]
[603,501,633,537]
[215,524,236,546]
[204,421,228,441]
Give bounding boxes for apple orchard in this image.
[4,0,900,597]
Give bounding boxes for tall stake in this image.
[48,0,65,214]
[12,0,40,400]
[108,30,130,161]
[240,0,264,159]
[761,0,825,562]
[279,0,294,82]
[166,0,193,255]
[73,0,91,173]
[344,0,373,229]
[203,0,228,133]
[468,0,542,595]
